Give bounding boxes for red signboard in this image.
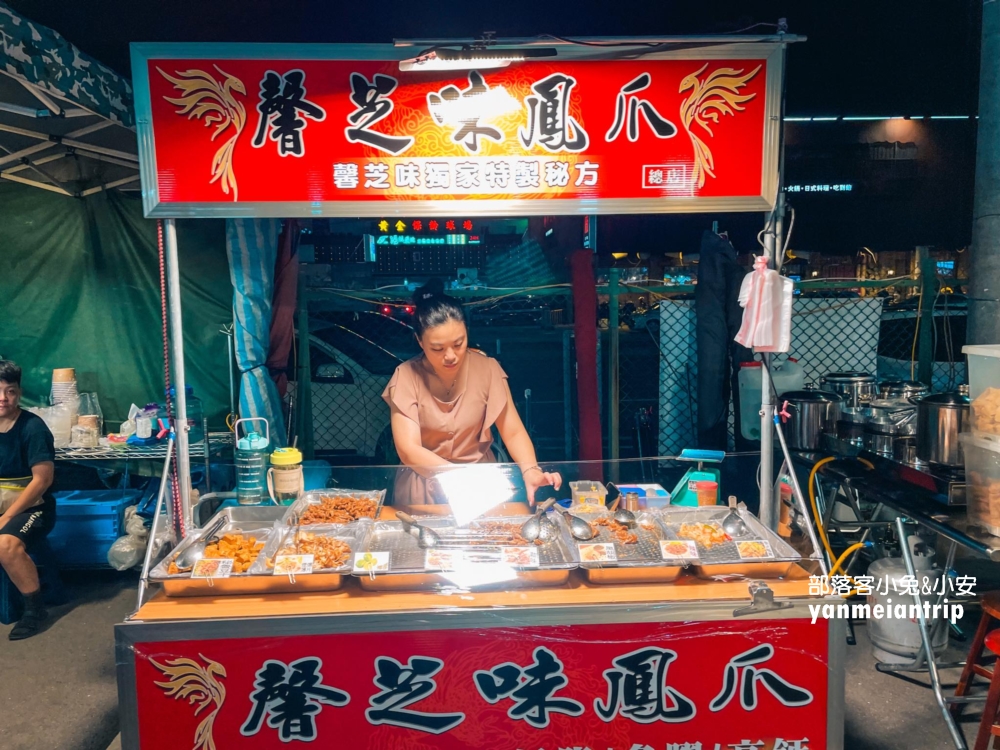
[132,43,781,217]
[132,619,828,749]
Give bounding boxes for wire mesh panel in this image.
[788,297,884,384]
[657,300,698,456]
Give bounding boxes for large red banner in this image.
[133,45,779,216]
[132,619,829,749]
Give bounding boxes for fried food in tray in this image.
[593,516,638,545]
[167,533,264,575]
[267,532,353,571]
[299,494,378,525]
[677,522,732,549]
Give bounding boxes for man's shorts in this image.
[0,498,55,546]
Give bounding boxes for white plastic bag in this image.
[107,506,150,570]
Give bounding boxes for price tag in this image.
[191,558,233,579]
[273,554,314,576]
[736,540,774,559]
[578,543,617,563]
[659,539,699,562]
[501,547,541,568]
[424,549,463,571]
[353,551,391,574]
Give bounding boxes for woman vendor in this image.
[0,361,55,640]
[382,280,562,507]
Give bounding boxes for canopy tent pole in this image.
[164,219,194,532]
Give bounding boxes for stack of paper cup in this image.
[50,368,79,426]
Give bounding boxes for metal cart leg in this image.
[132,437,174,617]
[892,518,967,749]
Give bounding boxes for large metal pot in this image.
[821,372,878,407]
[913,392,970,467]
[781,390,843,450]
[879,380,930,401]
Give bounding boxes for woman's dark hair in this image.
[0,360,21,386]
[411,279,465,338]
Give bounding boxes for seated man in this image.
[0,361,56,640]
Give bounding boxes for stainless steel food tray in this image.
[654,506,802,579]
[247,520,371,592]
[150,508,279,597]
[280,488,385,526]
[356,515,578,591]
[566,508,684,584]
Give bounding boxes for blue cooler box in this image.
[48,489,141,568]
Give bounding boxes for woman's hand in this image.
[523,467,563,507]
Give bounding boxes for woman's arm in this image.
[389,408,452,478]
[493,383,562,504]
[0,461,53,526]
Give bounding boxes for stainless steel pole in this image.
[164,219,193,533]
[894,517,967,750]
[760,40,789,530]
[133,436,174,615]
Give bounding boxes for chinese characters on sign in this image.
[240,657,349,741]
[230,642,814,743]
[138,619,827,750]
[146,52,773,210]
[784,184,853,193]
[596,647,696,723]
[367,656,465,734]
[475,647,585,728]
[252,70,326,157]
[345,73,415,154]
[329,158,602,194]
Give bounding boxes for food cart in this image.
[117,34,844,749]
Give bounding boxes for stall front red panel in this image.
[133,619,828,750]
[136,50,777,215]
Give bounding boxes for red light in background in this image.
[412,220,423,231]
[429,220,439,231]
[381,305,392,315]
[462,220,473,231]
[445,220,456,231]
[404,306,414,314]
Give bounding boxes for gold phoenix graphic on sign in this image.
[158,66,247,200]
[679,64,763,189]
[150,653,227,750]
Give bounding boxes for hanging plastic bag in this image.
[107,506,150,571]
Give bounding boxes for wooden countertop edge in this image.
[132,574,816,622]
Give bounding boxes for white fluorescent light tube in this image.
[842,116,891,121]
[930,115,970,120]
[400,47,556,72]
[784,116,811,122]
[812,117,839,121]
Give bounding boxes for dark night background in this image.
[6,0,984,258]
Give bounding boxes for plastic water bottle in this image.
[235,418,270,505]
[168,386,205,443]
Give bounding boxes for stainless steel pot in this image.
[781,390,843,450]
[893,436,926,468]
[913,392,970,467]
[821,372,878,407]
[879,380,930,401]
[864,431,895,458]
